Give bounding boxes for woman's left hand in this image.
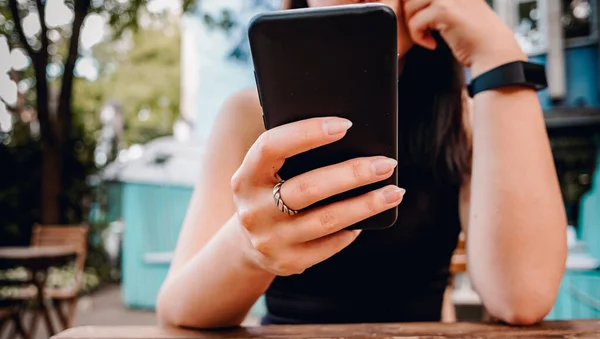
[402,0,527,77]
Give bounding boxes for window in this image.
[515,0,543,54]
[511,0,598,55]
[563,0,594,39]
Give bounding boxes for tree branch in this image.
[35,0,49,55]
[56,0,90,144]
[34,0,50,143]
[0,97,18,114]
[1,70,23,114]
[16,0,53,146]
[8,0,38,60]
[9,1,52,145]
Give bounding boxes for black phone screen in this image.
[249,4,398,229]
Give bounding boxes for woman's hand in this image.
[402,0,527,77]
[231,117,404,276]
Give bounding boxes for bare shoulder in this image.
[222,87,262,116]
[212,87,265,150]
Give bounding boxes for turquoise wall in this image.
[547,270,600,320]
[559,141,600,319]
[121,182,194,309]
[530,45,600,109]
[580,137,600,261]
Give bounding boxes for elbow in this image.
[156,284,184,329]
[159,313,243,331]
[156,284,243,330]
[491,306,550,326]
[155,283,195,329]
[484,288,557,325]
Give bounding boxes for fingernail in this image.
[383,187,406,204]
[323,118,352,135]
[352,230,362,237]
[372,158,398,176]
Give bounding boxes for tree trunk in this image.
[41,143,63,224]
[38,0,90,225]
[34,50,59,224]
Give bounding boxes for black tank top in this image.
[262,161,462,325]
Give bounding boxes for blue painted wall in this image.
[580,137,600,261]
[530,45,600,110]
[121,182,194,309]
[547,270,600,320]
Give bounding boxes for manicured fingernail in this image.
[372,158,398,176]
[323,118,352,135]
[383,187,406,204]
[352,230,362,237]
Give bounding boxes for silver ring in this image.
[273,180,299,216]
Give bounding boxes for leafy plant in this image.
[0,0,193,225]
[0,0,191,287]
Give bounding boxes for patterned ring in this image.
[272,180,300,216]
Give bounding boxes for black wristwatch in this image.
[467,61,548,97]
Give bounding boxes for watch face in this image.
[523,62,548,90]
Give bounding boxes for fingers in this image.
[295,229,362,270]
[403,0,432,19]
[268,184,403,273]
[289,185,405,243]
[239,117,352,185]
[403,0,454,50]
[279,156,398,211]
[405,3,438,50]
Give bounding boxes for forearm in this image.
[468,84,567,323]
[157,216,275,329]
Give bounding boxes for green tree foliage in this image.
[0,1,186,266]
[0,1,192,228]
[79,22,182,146]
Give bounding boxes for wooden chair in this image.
[442,233,467,323]
[29,224,89,330]
[0,299,29,339]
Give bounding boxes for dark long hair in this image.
[288,0,309,8]
[285,1,471,184]
[398,35,471,184]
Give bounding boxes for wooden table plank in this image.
[0,246,77,259]
[52,320,600,339]
[0,245,78,336]
[0,246,77,270]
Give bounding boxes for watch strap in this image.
[467,61,548,97]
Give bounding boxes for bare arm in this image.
[460,78,567,325]
[404,0,567,325]
[156,89,274,328]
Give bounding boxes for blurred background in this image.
[0,0,598,338]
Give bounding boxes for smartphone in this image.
[248,4,398,230]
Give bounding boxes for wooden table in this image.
[0,246,77,336]
[53,320,600,338]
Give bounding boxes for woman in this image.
[157,0,567,328]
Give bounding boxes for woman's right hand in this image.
[231,117,405,277]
